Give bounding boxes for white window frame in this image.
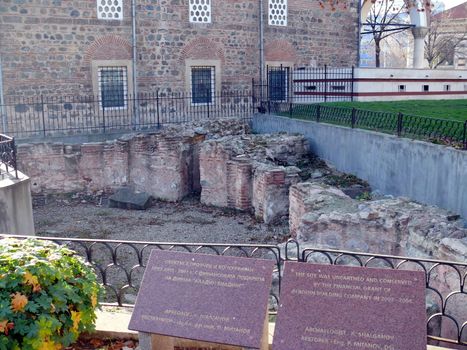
[97,0,123,20]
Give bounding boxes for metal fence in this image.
[267,103,467,150]
[2,234,466,346]
[258,65,355,105]
[0,90,254,138]
[0,134,18,178]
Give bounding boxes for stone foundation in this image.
[290,182,467,262]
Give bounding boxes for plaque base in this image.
[138,314,269,350]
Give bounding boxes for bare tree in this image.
[425,9,466,68]
[365,0,410,67]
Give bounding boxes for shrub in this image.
[0,238,103,350]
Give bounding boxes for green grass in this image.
[320,99,467,122]
[277,99,466,148]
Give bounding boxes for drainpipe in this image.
[0,56,7,133]
[259,0,265,102]
[357,0,362,67]
[131,0,139,129]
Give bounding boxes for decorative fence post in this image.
[156,90,160,128]
[40,95,46,137]
[324,65,328,103]
[12,137,18,179]
[316,104,321,122]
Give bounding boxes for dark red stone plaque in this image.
[273,262,426,350]
[129,250,274,348]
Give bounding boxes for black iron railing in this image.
[267,103,467,150]
[0,90,254,138]
[0,134,18,178]
[1,235,466,346]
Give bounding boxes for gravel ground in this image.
[34,194,290,245]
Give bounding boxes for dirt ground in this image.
[34,194,288,350]
[33,194,290,245]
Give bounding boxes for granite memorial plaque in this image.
[273,262,426,350]
[129,250,275,349]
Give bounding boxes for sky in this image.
[442,0,466,9]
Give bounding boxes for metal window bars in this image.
[191,66,216,105]
[98,66,128,110]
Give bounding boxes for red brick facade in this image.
[0,0,358,96]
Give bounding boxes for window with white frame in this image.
[97,0,123,20]
[98,66,128,109]
[189,0,211,23]
[191,66,215,104]
[268,0,287,26]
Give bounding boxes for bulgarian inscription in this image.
[129,250,274,348]
[273,263,426,350]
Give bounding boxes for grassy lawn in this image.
[321,99,467,122]
[275,99,466,147]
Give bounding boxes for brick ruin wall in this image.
[16,119,467,265]
[17,118,310,225]
[0,1,358,96]
[16,119,248,201]
[199,134,309,223]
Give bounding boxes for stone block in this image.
[108,187,152,210]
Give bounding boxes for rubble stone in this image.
[290,182,467,262]
[109,187,152,210]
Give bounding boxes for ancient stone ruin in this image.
[289,182,467,262]
[17,118,467,263]
[199,134,308,224]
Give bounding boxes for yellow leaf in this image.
[38,339,61,350]
[11,292,28,312]
[23,271,41,292]
[71,310,82,331]
[91,293,98,308]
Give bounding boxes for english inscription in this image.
[273,263,426,350]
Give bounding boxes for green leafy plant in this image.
[0,238,103,350]
[356,191,373,201]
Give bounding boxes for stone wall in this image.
[16,119,249,201]
[290,182,467,263]
[199,134,308,223]
[0,1,358,96]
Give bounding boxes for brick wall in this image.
[199,134,309,223]
[17,133,199,201]
[0,0,358,96]
[253,165,301,224]
[16,119,249,200]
